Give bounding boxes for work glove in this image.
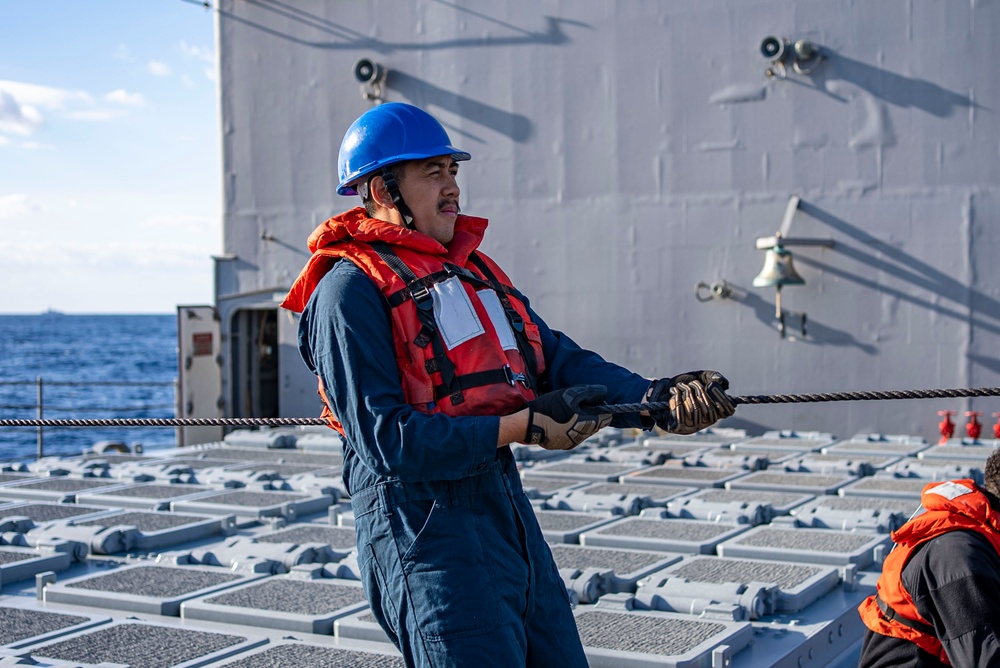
[524,385,613,451]
[645,371,735,435]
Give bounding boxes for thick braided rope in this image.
[597,386,1000,414]
[2,387,1000,427]
[0,417,331,427]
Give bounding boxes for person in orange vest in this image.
[858,448,1000,667]
[282,103,735,668]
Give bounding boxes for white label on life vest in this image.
[477,289,519,351]
[926,480,974,500]
[430,276,484,350]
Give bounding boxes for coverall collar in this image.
[307,206,489,266]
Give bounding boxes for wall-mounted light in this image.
[354,58,388,104]
[753,196,835,338]
[759,36,825,79]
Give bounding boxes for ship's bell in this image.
[752,244,805,288]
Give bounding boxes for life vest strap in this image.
[468,253,539,391]
[370,241,419,283]
[876,594,936,637]
[383,264,509,309]
[433,366,529,402]
[385,270,448,307]
[370,241,464,401]
[413,323,436,348]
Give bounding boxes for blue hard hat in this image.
[337,102,471,196]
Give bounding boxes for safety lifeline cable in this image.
[1,386,1000,427]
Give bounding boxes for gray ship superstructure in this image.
[178,0,1000,449]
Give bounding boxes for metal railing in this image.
[0,378,176,459]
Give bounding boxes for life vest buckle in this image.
[508,310,525,332]
[410,283,433,309]
[443,262,477,282]
[503,365,529,388]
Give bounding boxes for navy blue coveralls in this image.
[298,259,650,668]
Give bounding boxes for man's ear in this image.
[369,175,394,209]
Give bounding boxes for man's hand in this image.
[645,371,735,434]
[524,385,612,451]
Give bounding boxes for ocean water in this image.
[0,314,178,462]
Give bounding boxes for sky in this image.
[0,0,220,314]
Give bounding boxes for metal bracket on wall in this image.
[695,280,740,303]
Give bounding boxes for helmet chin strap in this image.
[380,167,415,230]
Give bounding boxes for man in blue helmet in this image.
[283,102,735,668]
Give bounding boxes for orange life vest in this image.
[282,207,545,434]
[858,479,1000,664]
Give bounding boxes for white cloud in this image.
[180,74,196,89]
[0,135,9,146]
[62,109,126,122]
[6,240,210,270]
[0,194,29,217]
[105,89,146,107]
[180,41,216,82]
[2,240,215,312]
[148,60,172,77]
[0,91,41,135]
[144,214,213,230]
[180,41,214,64]
[0,80,98,137]
[0,80,91,109]
[19,141,55,150]
[113,44,131,61]
[0,194,44,219]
